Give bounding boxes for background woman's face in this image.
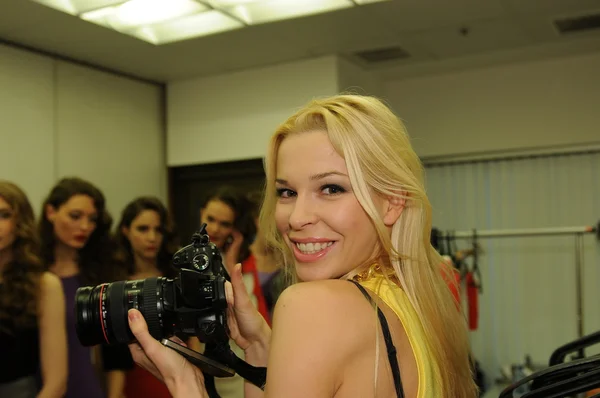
[0,197,16,253]
[47,194,98,250]
[200,199,235,250]
[123,209,163,262]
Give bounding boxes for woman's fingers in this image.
[225,281,234,307]
[129,310,155,349]
[230,263,252,311]
[128,309,165,363]
[169,336,187,347]
[128,342,164,382]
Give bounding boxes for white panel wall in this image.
[337,57,384,98]
[56,62,165,219]
[425,152,600,380]
[0,43,165,219]
[167,56,340,166]
[0,44,56,209]
[385,52,600,159]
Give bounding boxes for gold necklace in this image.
[353,263,399,283]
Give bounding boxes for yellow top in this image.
[357,269,443,398]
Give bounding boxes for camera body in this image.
[75,224,229,348]
[169,228,229,344]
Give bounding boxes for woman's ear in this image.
[45,204,57,223]
[383,193,406,227]
[121,226,130,239]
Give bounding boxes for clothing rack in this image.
[438,224,599,339]
[438,225,596,239]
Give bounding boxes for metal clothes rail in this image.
[438,224,598,339]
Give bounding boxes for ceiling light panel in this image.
[31,0,391,45]
[81,0,207,30]
[221,0,354,25]
[130,10,244,45]
[32,0,125,15]
[353,0,389,4]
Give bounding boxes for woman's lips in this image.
[292,241,336,263]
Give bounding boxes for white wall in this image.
[385,51,600,159]
[55,62,166,218]
[167,56,340,166]
[0,45,56,209]
[337,57,384,98]
[426,153,600,379]
[0,43,165,220]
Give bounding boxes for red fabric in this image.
[440,260,461,307]
[241,254,271,325]
[448,271,461,306]
[124,365,172,398]
[466,272,479,331]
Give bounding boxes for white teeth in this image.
[295,241,333,254]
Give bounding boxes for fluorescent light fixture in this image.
[82,0,207,30]
[225,0,354,25]
[32,0,124,14]
[353,0,389,4]
[205,0,262,6]
[30,0,391,45]
[130,10,244,44]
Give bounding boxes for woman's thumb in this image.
[230,263,251,309]
[128,309,158,353]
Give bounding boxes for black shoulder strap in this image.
[349,280,404,398]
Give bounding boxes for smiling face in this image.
[123,210,163,263]
[274,130,389,282]
[46,194,97,250]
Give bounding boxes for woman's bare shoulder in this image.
[273,279,378,347]
[40,271,62,293]
[265,280,380,396]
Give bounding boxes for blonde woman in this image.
[125,95,477,397]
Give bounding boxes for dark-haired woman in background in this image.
[200,187,269,322]
[40,177,114,398]
[199,186,269,398]
[103,196,180,398]
[0,181,67,398]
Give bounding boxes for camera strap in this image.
[161,339,267,397]
[204,342,268,390]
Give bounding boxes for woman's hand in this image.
[226,263,271,366]
[127,309,207,398]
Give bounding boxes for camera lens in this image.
[75,277,170,346]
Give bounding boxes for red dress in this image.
[124,365,172,398]
[241,254,271,325]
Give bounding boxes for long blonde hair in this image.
[260,94,476,397]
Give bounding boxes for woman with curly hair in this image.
[40,177,114,398]
[0,181,67,398]
[103,196,180,398]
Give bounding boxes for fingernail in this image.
[236,263,242,273]
[128,309,140,322]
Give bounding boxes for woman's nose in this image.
[288,195,318,230]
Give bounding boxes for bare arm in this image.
[37,272,68,398]
[106,371,127,398]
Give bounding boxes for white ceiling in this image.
[2,0,600,83]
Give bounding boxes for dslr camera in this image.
[75,224,266,396]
